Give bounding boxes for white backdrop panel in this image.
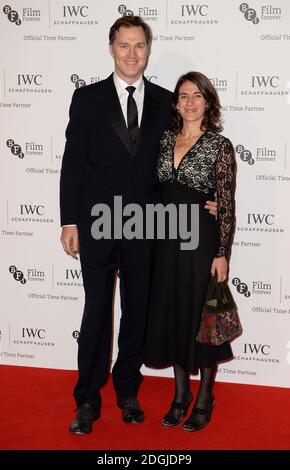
[1,0,290,387]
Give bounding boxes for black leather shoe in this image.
[162,391,193,427]
[183,397,215,432]
[69,403,100,434]
[118,397,144,424]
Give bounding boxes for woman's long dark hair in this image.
[171,71,223,135]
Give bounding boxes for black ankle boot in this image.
[183,396,215,432]
[162,391,193,427]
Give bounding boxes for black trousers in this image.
[73,235,152,408]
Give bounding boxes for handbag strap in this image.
[205,275,236,312]
[216,280,236,310]
[205,275,218,302]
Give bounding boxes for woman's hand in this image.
[211,256,228,283]
[204,199,217,217]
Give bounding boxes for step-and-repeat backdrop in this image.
[1,0,290,387]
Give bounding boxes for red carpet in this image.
[0,364,289,450]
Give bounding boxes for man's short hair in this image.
[109,16,152,46]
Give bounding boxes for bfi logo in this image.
[118,5,157,17]
[71,74,86,89]
[3,4,21,25]
[118,5,134,16]
[239,3,259,24]
[236,144,277,165]
[235,145,254,165]
[72,330,80,340]
[232,278,251,297]
[3,5,40,25]
[7,139,24,159]
[7,139,43,159]
[9,265,26,284]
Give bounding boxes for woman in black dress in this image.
[143,72,235,432]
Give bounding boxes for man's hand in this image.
[60,226,79,259]
[211,256,228,283]
[204,200,217,217]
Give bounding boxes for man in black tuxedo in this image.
[60,16,216,434]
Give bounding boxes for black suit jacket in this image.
[60,74,172,228]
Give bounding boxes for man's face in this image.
[109,26,150,84]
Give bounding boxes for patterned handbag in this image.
[197,275,242,346]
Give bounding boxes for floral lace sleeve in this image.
[215,138,235,257]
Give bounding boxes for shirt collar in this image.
[113,72,144,97]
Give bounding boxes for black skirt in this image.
[143,182,233,372]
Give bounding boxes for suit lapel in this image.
[98,74,132,155]
[135,78,162,155]
[94,75,163,157]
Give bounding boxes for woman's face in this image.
[176,80,207,126]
